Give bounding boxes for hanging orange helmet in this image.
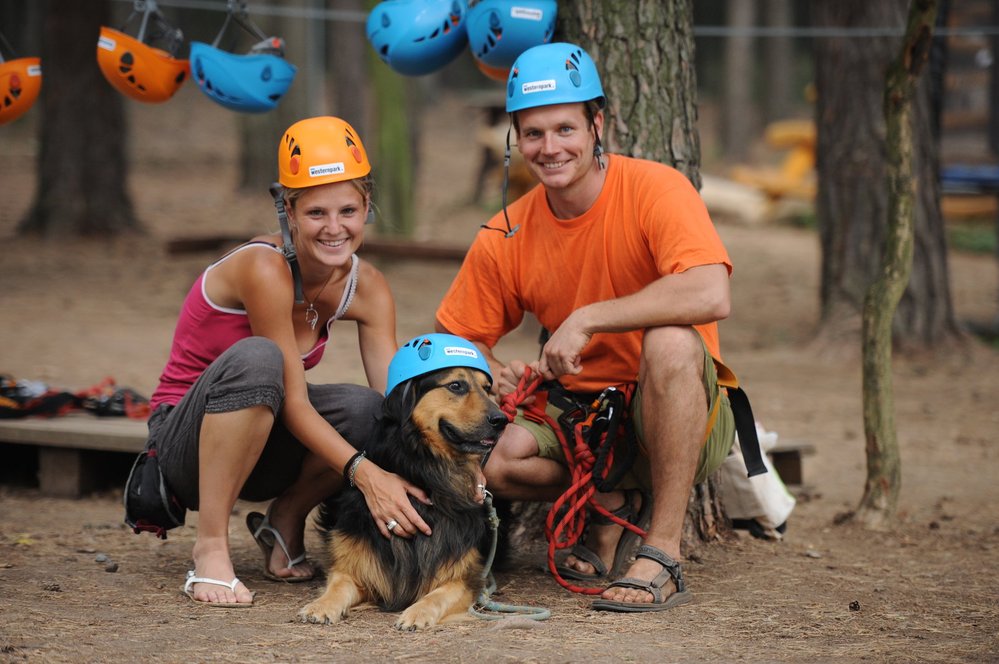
[97,27,188,103]
[0,57,42,126]
[277,116,371,190]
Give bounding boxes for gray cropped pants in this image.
[149,337,383,510]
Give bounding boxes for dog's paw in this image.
[395,606,439,631]
[298,601,347,625]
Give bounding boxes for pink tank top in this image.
[150,243,359,410]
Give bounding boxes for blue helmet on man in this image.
[385,333,492,397]
[505,41,605,113]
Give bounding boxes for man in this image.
[435,42,741,612]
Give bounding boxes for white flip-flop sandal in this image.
[182,570,255,608]
[246,510,314,583]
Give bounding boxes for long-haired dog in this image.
[299,366,507,630]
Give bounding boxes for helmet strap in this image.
[480,122,521,239]
[126,0,183,56]
[270,183,305,304]
[584,103,606,171]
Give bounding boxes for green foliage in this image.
[947,221,997,255]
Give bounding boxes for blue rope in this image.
[468,491,551,622]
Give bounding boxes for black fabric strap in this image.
[727,386,768,478]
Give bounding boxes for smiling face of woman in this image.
[287,180,369,271]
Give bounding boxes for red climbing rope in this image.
[500,367,644,595]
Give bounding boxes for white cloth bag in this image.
[719,422,797,539]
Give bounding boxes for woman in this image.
[147,116,431,607]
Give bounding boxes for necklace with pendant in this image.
[304,268,338,331]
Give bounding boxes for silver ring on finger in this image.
[386,519,399,532]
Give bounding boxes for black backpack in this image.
[123,446,186,539]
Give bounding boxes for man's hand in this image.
[539,308,591,379]
[495,359,539,400]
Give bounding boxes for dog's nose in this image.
[488,411,509,432]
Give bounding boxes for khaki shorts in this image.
[512,338,735,488]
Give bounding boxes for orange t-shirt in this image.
[436,155,732,394]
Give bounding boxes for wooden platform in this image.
[768,442,815,486]
[0,415,147,497]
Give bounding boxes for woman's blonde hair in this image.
[283,174,375,211]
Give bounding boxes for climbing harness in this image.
[500,363,767,595]
[499,367,641,594]
[468,489,551,621]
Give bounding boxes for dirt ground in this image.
[1,88,998,663]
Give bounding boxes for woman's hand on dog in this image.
[353,460,432,538]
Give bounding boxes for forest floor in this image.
[0,89,997,663]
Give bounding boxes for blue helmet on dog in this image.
[366,0,468,77]
[506,41,605,113]
[385,333,492,396]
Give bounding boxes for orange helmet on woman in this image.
[272,116,373,306]
[96,1,188,104]
[277,116,371,190]
[0,57,42,126]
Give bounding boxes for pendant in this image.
[305,304,319,330]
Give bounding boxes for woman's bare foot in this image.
[190,539,254,604]
[253,505,314,581]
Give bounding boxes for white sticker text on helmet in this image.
[511,7,544,20]
[444,346,479,359]
[521,79,557,95]
[309,162,346,178]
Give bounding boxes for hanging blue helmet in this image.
[506,41,605,113]
[366,0,468,77]
[189,41,297,113]
[466,0,556,70]
[385,333,492,396]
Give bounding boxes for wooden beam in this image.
[166,235,469,262]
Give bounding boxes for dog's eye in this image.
[446,381,468,395]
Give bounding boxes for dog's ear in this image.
[383,379,418,425]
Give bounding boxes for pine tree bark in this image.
[857,0,938,529]
[813,0,958,347]
[20,0,138,236]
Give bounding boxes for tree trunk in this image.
[765,0,793,122]
[813,0,959,347]
[722,0,756,160]
[558,0,730,552]
[365,0,415,237]
[328,0,369,135]
[857,0,938,530]
[237,12,308,194]
[20,0,137,236]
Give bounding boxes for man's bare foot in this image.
[600,543,689,605]
[561,490,639,577]
[189,544,254,605]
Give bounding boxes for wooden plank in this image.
[166,235,469,261]
[0,415,147,453]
